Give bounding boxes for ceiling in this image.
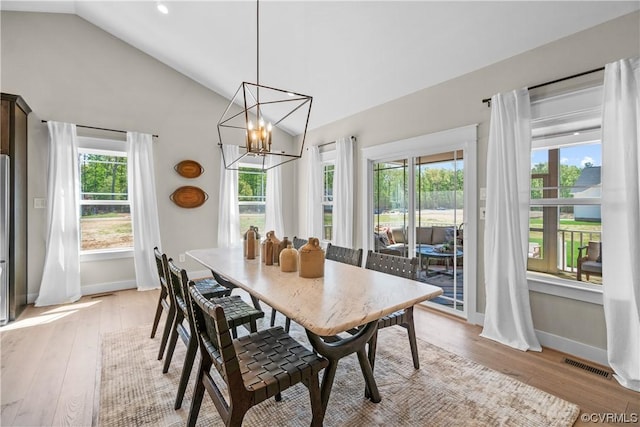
[2,1,638,134]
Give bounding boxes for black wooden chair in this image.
[325,243,363,267]
[151,247,171,345]
[185,282,328,427]
[293,236,308,250]
[364,250,420,370]
[165,259,265,410]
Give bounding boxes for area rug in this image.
[97,316,579,426]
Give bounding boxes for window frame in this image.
[320,148,336,243]
[526,85,604,303]
[77,137,133,261]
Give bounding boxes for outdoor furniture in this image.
[364,251,421,370]
[577,241,602,281]
[187,247,442,413]
[325,243,363,267]
[416,245,464,276]
[528,243,541,259]
[165,259,264,410]
[186,284,327,427]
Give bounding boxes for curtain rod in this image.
[41,120,159,138]
[481,66,605,106]
[309,135,356,150]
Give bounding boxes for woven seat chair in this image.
[186,282,328,427]
[293,236,308,250]
[325,243,363,267]
[165,260,265,410]
[150,247,171,342]
[365,250,420,370]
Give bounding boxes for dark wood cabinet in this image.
[1,93,31,321]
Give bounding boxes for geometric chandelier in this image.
[217,0,312,171]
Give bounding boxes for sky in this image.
[531,143,601,169]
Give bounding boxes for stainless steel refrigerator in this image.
[1,154,9,325]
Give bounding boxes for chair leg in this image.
[158,305,176,360]
[163,312,183,373]
[270,309,277,327]
[307,373,325,427]
[285,317,291,333]
[404,308,420,369]
[150,289,167,338]
[186,359,208,427]
[174,337,198,410]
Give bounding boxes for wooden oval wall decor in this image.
[174,160,204,178]
[170,186,208,208]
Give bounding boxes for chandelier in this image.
[217,0,312,171]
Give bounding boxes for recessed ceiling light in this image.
[157,3,169,14]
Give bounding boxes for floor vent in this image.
[91,293,115,299]
[564,357,611,378]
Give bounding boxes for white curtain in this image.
[333,137,355,247]
[265,156,284,236]
[218,145,240,248]
[36,122,82,306]
[481,89,541,352]
[601,57,640,392]
[127,132,162,291]
[305,146,323,239]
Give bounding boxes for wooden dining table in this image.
[187,247,443,413]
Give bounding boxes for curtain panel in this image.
[333,137,355,248]
[265,156,284,236]
[601,56,640,392]
[36,121,82,307]
[481,88,541,352]
[127,132,162,291]
[218,145,240,248]
[305,146,323,239]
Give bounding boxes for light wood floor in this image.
[1,288,637,426]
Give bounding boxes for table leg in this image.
[305,320,381,413]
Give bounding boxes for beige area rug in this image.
[98,317,579,427]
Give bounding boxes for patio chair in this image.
[577,241,602,281]
[325,243,363,267]
[364,250,420,370]
[185,282,328,427]
[166,259,264,410]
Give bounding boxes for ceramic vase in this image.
[299,237,324,278]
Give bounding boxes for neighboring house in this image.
[572,166,601,222]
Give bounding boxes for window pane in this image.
[238,167,266,237]
[373,160,408,231]
[239,203,266,236]
[323,204,333,241]
[323,164,334,202]
[79,153,128,201]
[560,143,601,199]
[80,204,132,251]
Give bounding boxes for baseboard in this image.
[27,280,137,304]
[472,312,609,367]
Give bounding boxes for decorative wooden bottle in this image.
[276,236,290,266]
[299,237,325,278]
[245,228,256,260]
[263,231,281,265]
[279,242,298,272]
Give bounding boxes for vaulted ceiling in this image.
[2,1,638,133]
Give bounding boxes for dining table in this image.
[187,247,443,414]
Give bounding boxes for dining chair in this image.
[325,243,363,267]
[364,250,420,370]
[151,246,171,342]
[293,236,308,250]
[166,259,265,410]
[185,282,328,427]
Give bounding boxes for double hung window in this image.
[322,163,334,241]
[238,165,266,235]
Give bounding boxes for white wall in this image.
[0,11,297,299]
[296,11,639,357]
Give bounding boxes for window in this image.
[322,163,334,241]
[78,147,132,252]
[528,86,603,285]
[238,165,266,236]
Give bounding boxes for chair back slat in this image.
[167,258,187,311]
[325,243,363,267]
[154,247,170,292]
[365,250,418,280]
[188,284,242,386]
[293,236,308,250]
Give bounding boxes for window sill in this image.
[80,248,134,262]
[527,271,603,305]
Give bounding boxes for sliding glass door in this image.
[365,126,476,319]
